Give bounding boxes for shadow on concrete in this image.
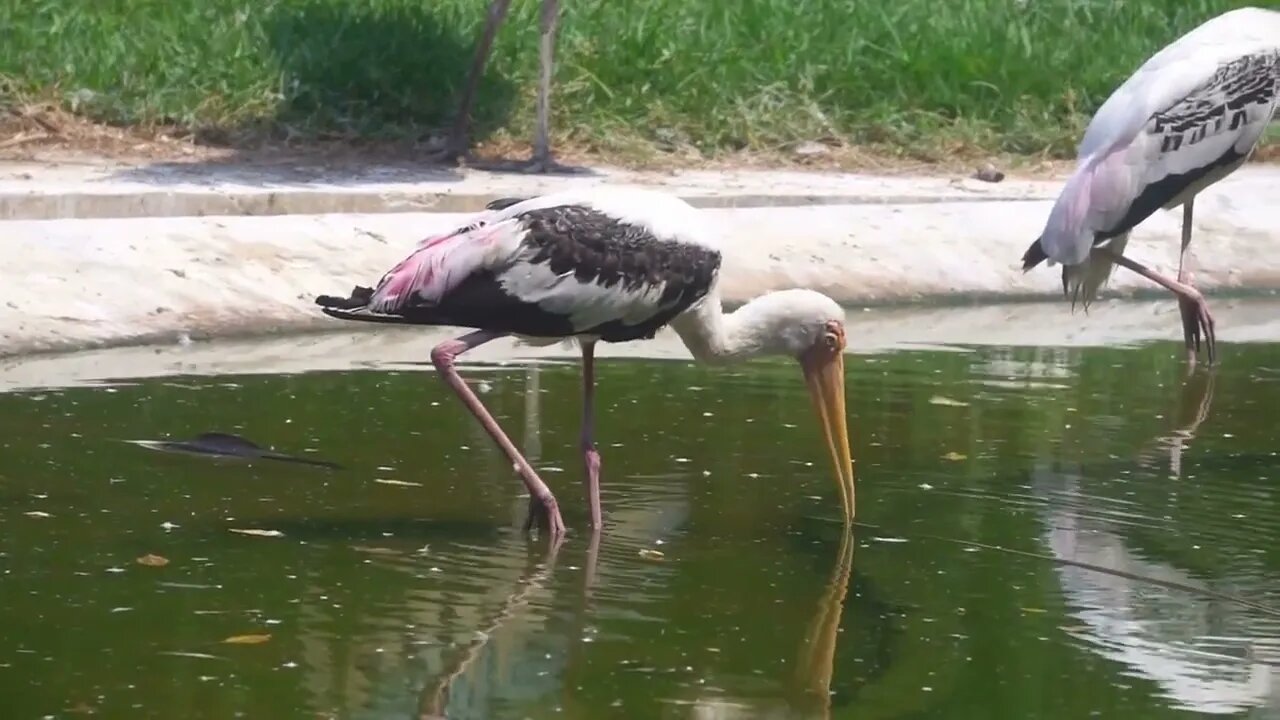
[107,0,530,187]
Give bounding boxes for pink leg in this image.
[1100,246,1217,365]
[431,330,566,540]
[1175,199,1208,365]
[580,341,603,530]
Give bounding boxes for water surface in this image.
[2,305,1280,719]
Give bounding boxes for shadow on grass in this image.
[109,0,527,186]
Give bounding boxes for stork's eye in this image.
[821,321,845,351]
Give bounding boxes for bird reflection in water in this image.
[790,530,856,718]
[1136,368,1216,479]
[415,530,856,719]
[417,535,569,719]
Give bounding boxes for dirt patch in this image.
[0,102,1079,180]
[4,102,1277,181]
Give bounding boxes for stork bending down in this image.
[1021,6,1280,365]
[317,188,856,540]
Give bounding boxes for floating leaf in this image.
[222,634,272,645]
[941,452,967,461]
[229,528,284,538]
[929,395,969,407]
[1020,607,1047,614]
[638,549,665,561]
[136,554,169,567]
[374,479,422,487]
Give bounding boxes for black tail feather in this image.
[1021,237,1048,271]
[315,285,374,310]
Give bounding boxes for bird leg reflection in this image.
[1137,367,1216,479]
[430,330,566,539]
[416,536,565,719]
[523,363,543,461]
[580,341,603,530]
[792,530,855,717]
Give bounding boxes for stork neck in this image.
[670,294,777,364]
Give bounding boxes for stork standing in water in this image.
[431,0,569,173]
[317,188,856,539]
[1021,7,1280,365]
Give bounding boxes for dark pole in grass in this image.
[431,0,572,173]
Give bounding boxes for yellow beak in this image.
[802,349,855,524]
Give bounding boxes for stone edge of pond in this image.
[0,161,1277,358]
[0,160,1074,221]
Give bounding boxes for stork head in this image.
[727,288,855,523]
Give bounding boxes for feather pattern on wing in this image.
[321,187,724,343]
[1029,7,1280,280]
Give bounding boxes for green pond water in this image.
[2,335,1280,719]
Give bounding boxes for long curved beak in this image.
[801,350,855,523]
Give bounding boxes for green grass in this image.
[0,0,1268,160]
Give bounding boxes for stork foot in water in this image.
[1175,200,1215,365]
[1177,278,1216,365]
[1100,248,1217,364]
[430,330,567,540]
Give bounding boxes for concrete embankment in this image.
[0,159,1276,357]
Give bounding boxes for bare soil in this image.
[4,102,1277,180]
[0,102,1076,179]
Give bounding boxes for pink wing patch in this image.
[368,220,519,313]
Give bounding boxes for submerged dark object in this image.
[127,432,342,470]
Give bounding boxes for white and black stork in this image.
[316,188,855,539]
[1021,6,1280,365]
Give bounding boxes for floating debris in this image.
[929,396,969,408]
[374,479,422,487]
[941,452,968,461]
[228,528,285,538]
[638,549,666,561]
[222,634,272,645]
[159,651,225,660]
[136,554,170,567]
[24,510,52,518]
[125,432,342,469]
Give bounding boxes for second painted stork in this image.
[316,188,856,540]
[1021,6,1280,365]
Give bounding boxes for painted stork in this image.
[316,188,855,539]
[1021,6,1280,365]
[431,0,569,174]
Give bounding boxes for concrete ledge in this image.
[0,162,1276,358]
[0,160,1070,220]
[8,297,1280,394]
